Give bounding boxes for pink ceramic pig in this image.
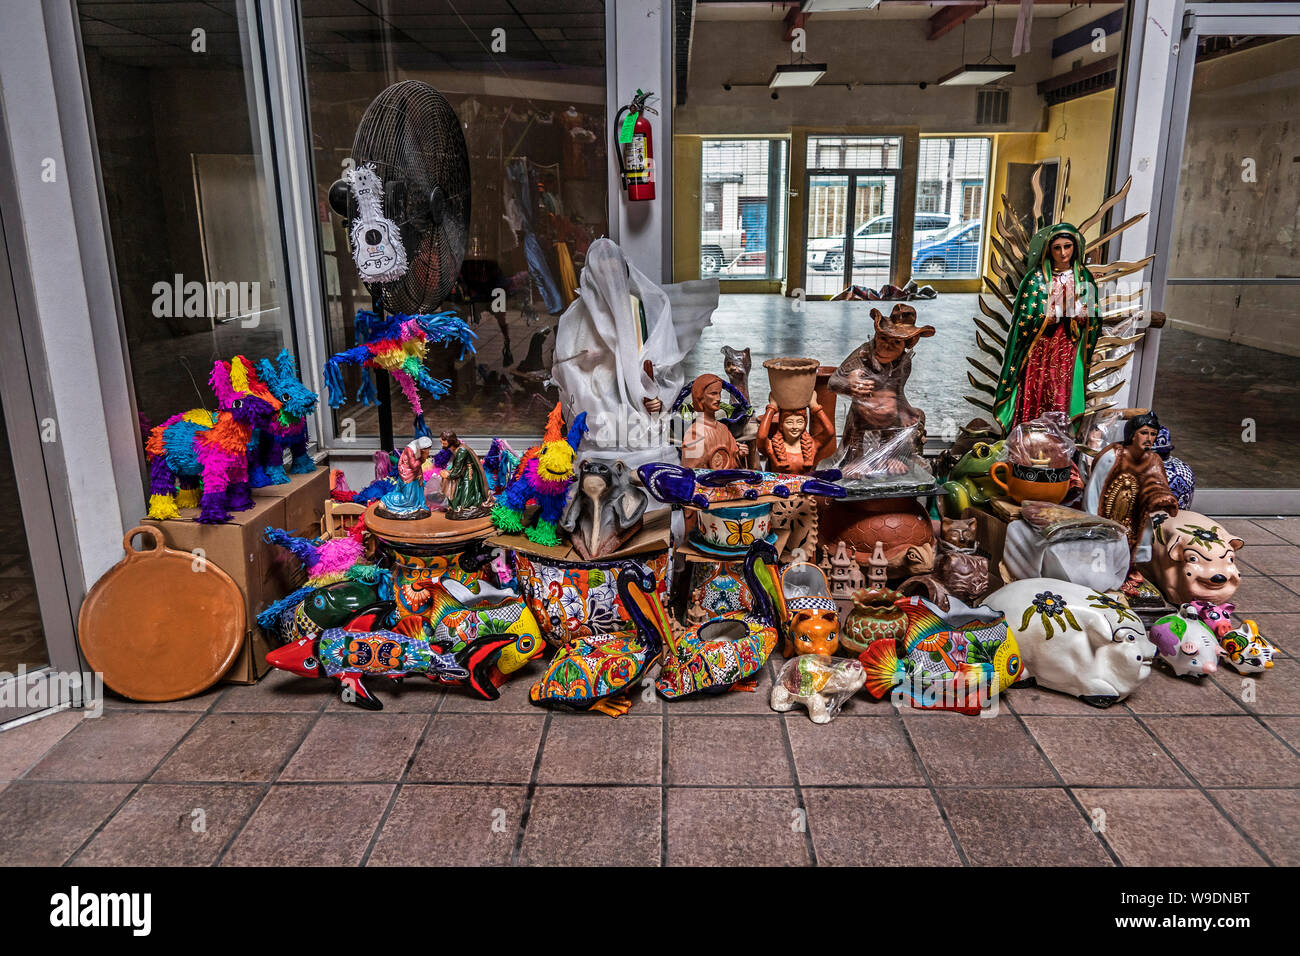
[1149,512,1244,606]
[1150,606,1223,679]
[1187,600,1236,638]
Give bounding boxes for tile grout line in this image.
[775,707,817,867]
[511,708,552,866]
[660,686,669,867]
[211,701,326,867]
[1127,712,1276,866]
[1007,705,1123,867]
[61,683,236,866]
[892,703,970,866]
[359,692,447,867]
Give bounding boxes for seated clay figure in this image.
[828,304,933,472]
[681,374,748,470]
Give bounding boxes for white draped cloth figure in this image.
[552,238,718,469]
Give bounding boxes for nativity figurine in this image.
[375,436,434,520]
[438,431,493,520]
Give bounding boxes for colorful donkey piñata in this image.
[146,357,282,523]
[322,310,477,439]
[249,348,319,486]
[491,403,588,547]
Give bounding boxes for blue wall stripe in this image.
[1051,9,1125,59]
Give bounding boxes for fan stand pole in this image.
[368,285,395,452]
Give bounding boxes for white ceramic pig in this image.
[983,579,1156,708]
[1149,605,1223,678]
[1148,511,1244,606]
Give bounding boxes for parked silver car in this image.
[806,213,953,271]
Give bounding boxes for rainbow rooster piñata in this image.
[491,403,588,548]
[146,356,282,524]
[323,310,476,439]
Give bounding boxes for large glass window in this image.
[912,137,990,279]
[1158,35,1300,491]
[77,1,294,434]
[300,0,608,440]
[699,139,788,279]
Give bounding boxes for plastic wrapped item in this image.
[769,654,866,723]
[552,239,718,470]
[1005,412,1075,468]
[1003,502,1131,591]
[818,423,933,494]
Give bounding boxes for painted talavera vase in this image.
[514,550,670,647]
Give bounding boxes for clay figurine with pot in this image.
[756,357,836,474]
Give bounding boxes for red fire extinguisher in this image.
[615,89,656,202]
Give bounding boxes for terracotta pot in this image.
[818,496,934,572]
[763,357,819,411]
[990,461,1070,505]
[841,587,906,654]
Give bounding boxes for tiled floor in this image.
[1,519,1298,867]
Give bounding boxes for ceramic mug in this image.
[990,460,1071,504]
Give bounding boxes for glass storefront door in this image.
[801,171,898,298]
[1145,9,1300,512]
[0,196,83,725]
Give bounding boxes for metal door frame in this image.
[0,123,86,725]
[801,167,900,297]
[1137,2,1300,515]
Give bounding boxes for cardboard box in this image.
[251,467,329,537]
[144,472,327,684]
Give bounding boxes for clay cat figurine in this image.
[935,517,988,605]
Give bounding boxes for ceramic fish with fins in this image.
[858,594,1022,714]
[266,618,516,711]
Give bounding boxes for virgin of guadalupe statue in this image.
[992,223,1102,431]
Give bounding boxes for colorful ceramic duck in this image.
[620,542,788,700]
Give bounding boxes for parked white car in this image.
[700,227,746,275]
[807,212,953,271]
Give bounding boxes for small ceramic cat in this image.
[722,345,752,402]
[940,516,976,550]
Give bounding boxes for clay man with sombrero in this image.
[828,303,935,459]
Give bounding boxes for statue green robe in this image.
[992,222,1101,431]
[445,445,489,512]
